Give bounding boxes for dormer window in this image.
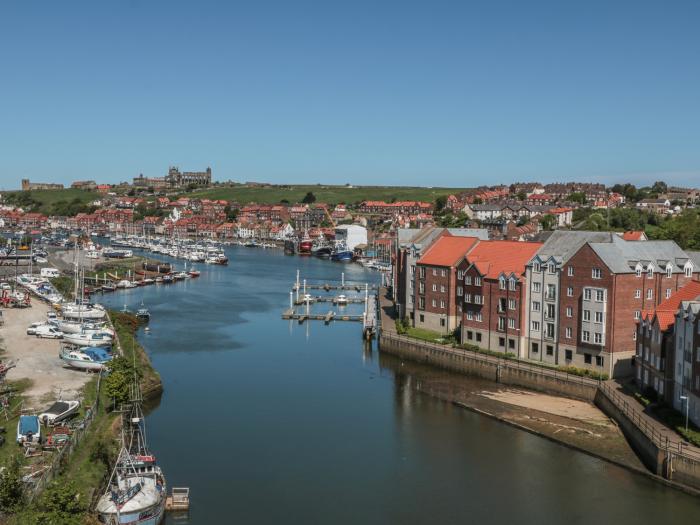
[509,277,517,291]
[635,267,642,278]
[666,265,672,278]
[686,264,693,278]
[647,267,654,279]
[533,262,541,273]
[499,276,506,290]
[548,263,556,274]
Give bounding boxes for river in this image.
[99,245,700,524]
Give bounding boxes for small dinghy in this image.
[17,415,41,444]
[39,400,80,425]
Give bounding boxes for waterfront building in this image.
[637,281,700,402]
[458,240,543,355]
[672,299,700,427]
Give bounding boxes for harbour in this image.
[92,244,700,524]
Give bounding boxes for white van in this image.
[40,268,60,278]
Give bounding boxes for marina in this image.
[93,245,700,525]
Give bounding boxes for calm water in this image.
[100,246,700,524]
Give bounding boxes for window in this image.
[474,277,482,286]
[509,339,515,349]
[465,275,472,285]
[473,294,481,305]
[546,345,554,356]
[457,270,463,280]
[440,300,445,309]
[499,277,506,290]
[508,299,516,310]
[533,282,541,293]
[440,285,446,293]
[432,284,437,292]
[531,321,540,331]
[532,343,539,354]
[509,278,517,291]
[466,311,473,320]
[508,318,515,329]
[441,269,446,277]
[567,286,573,297]
[498,317,506,330]
[419,314,425,322]
[533,262,541,272]
[646,289,653,300]
[666,289,672,299]
[499,337,505,347]
[475,312,482,322]
[419,267,425,278]
[432,268,437,276]
[582,331,590,342]
[595,311,604,323]
[566,306,573,318]
[584,289,592,301]
[532,301,541,312]
[546,284,556,300]
[636,267,642,278]
[666,266,672,278]
[686,265,693,277]
[419,297,425,309]
[411,265,416,275]
[567,266,574,276]
[565,327,572,339]
[634,310,641,320]
[467,330,473,340]
[440,318,446,327]
[457,286,463,297]
[583,310,591,321]
[635,289,641,299]
[592,268,602,279]
[431,299,436,308]
[419,282,425,294]
[548,263,556,274]
[465,293,471,303]
[476,333,482,342]
[565,350,573,361]
[594,332,603,344]
[596,290,605,302]
[595,355,604,367]
[647,267,654,279]
[546,304,555,319]
[584,353,592,364]
[410,280,414,290]
[546,323,555,338]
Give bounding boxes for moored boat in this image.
[39,400,80,425]
[59,347,112,370]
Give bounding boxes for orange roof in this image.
[642,280,700,331]
[417,236,480,267]
[622,231,645,241]
[467,240,543,280]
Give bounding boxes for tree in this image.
[567,192,587,205]
[434,195,447,212]
[516,191,527,201]
[104,356,139,406]
[0,456,24,512]
[302,192,316,204]
[540,214,557,231]
[651,180,668,195]
[35,481,86,525]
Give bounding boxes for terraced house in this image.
[673,298,700,427]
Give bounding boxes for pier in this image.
[282,270,379,339]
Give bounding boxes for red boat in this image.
[298,239,313,255]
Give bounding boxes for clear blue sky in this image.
[1,0,699,189]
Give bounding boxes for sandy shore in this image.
[1,303,94,410]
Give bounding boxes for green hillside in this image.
[1,189,97,215]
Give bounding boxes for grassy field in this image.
[187,184,468,205]
[2,189,96,215]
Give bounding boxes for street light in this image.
[680,395,689,432]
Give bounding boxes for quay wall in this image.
[379,333,598,402]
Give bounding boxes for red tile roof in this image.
[622,230,646,241]
[417,236,480,267]
[467,240,543,280]
[642,280,700,331]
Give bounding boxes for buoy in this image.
[144,327,151,332]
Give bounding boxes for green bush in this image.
[457,343,516,360]
[557,365,609,381]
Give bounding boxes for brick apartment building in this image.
[636,281,700,403]
[458,240,542,356]
[414,236,481,333]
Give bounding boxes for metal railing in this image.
[597,382,700,462]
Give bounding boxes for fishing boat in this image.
[330,242,353,262]
[17,415,41,445]
[39,400,80,425]
[96,401,166,525]
[162,275,173,284]
[63,331,114,347]
[136,304,150,321]
[59,347,112,371]
[298,233,313,255]
[188,267,200,277]
[102,283,117,292]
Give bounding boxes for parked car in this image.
[34,326,63,339]
[27,322,45,335]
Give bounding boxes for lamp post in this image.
[680,395,689,432]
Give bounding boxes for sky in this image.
[1,0,699,189]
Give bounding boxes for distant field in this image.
[188,184,468,205]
